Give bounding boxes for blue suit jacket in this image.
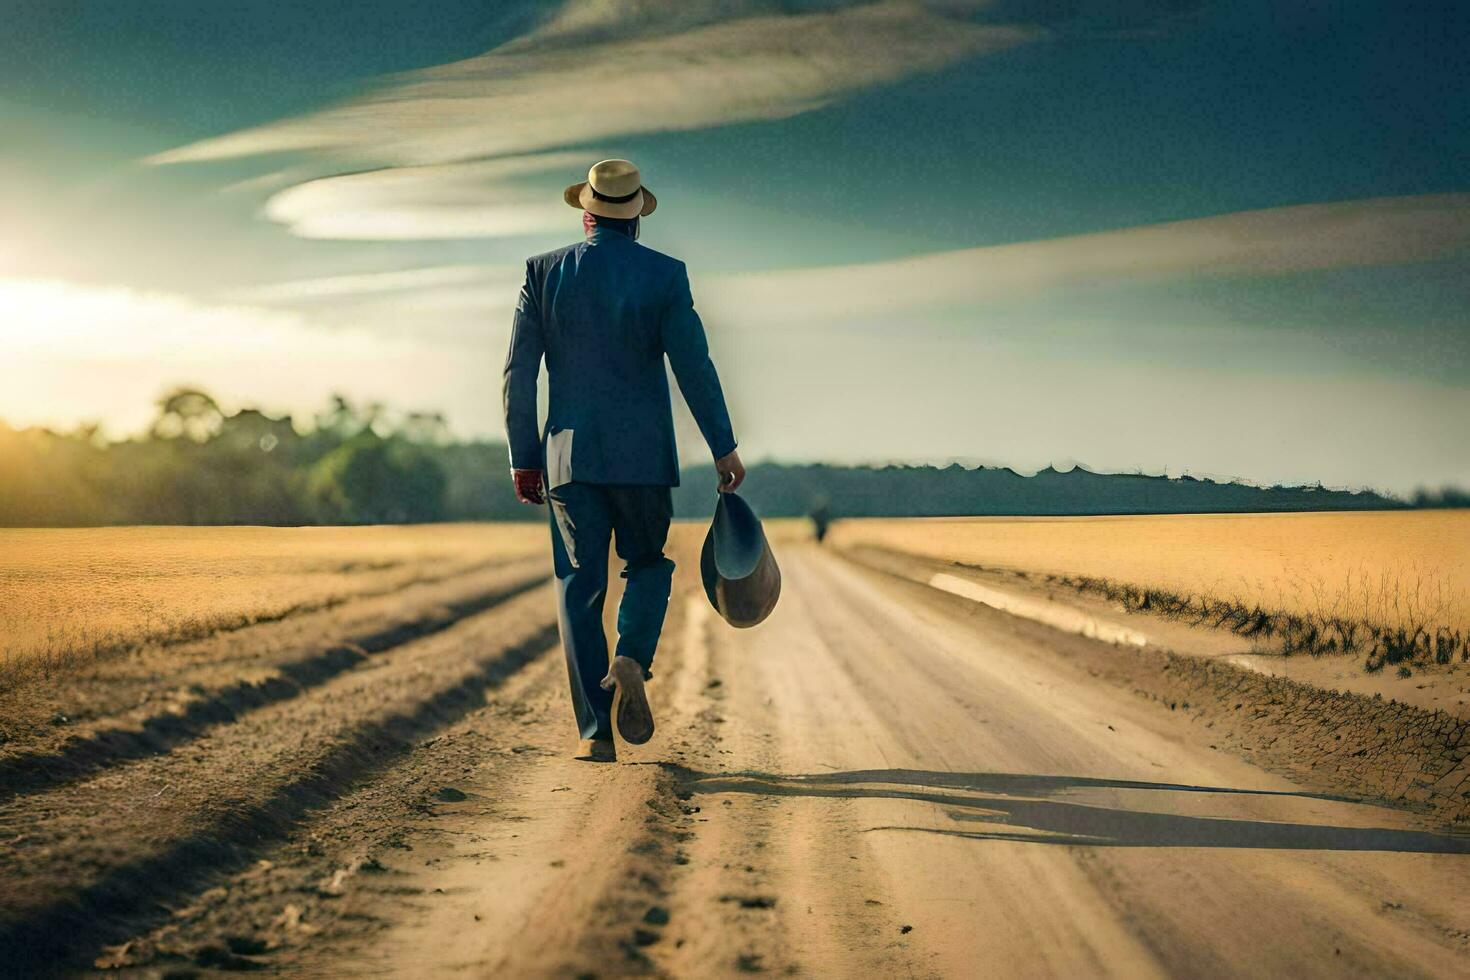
[503,229,736,488]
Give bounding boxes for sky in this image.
[1,0,1467,495]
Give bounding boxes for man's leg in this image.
[608,485,675,676]
[547,483,614,741]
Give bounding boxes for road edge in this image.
[841,545,1470,828]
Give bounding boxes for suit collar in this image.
[589,228,636,246]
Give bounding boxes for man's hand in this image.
[714,449,745,494]
[512,468,545,505]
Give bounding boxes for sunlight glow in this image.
[0,278,447,436]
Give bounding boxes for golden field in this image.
[828,510,1470,632]
[3,513,1464,683]
[0,524,545,675]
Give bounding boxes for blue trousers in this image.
[548,483,675,740]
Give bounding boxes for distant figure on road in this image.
[809,500,832,544]
[503,159,744,764]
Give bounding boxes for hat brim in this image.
[563,181,656,219]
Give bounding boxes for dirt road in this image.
[4,538,1470,977]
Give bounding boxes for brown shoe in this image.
[600,656,655,745]
[575,738,616,763]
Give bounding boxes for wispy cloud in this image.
[702,194,1470,322]
[226,264,520,304]
[150,2,1036,169]
[259,154,592,240]
[216,193,1470,354]
[146,1,1038,241]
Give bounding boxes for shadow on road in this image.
[663,766,1470,855]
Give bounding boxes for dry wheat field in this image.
[829,510,1470,635]
[0,524,544,682]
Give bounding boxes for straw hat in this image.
[563,159,658,219]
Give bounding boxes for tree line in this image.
[1,388,1457,527]
[0,388,524,526]
[674,461,1418,519]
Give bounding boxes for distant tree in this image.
[308,433,447,524]
[312,393,377,441]
[437,439,525,521]
[397,410,451,446]
[216,408,298,456]
[150,387,224,442]
[1412,486,1470,508]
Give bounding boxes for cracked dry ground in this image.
[4,534,1470,978]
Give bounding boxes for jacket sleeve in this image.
[661,262,737,460]
[502,260,545,470]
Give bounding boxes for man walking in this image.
[503,159,744,763]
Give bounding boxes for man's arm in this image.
[503,260,545,504]
[661,262,742,490]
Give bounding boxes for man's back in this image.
[504,225,736,488]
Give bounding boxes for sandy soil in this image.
[3,533,1470,977]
